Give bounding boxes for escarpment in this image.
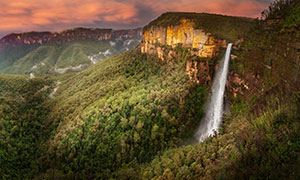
[141,18,227,84]
[0,28,142,48]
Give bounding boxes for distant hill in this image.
[0,28,142,76]
[0,0,299,179]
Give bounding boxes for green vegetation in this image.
[3,45,59,75]
[135,95,300,180]
[0,48,208,179]
[231,1,299,95]
[41,49,208,179]
[0,1,299,179]
[261,0,299,20]
[0,44,40,72]
[0,39,140,76]
[0,75,53,179]
[127,1,300,179]
[144,12,256,42]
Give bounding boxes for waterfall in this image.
[195,43,233,142]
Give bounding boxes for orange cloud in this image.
[6,9,28,15]
[0,0,271,36]
[0,0,138,31]
[143,0,268,18]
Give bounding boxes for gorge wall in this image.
[0,28,142,48]
[141,18,227,84]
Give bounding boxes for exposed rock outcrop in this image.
[141,18,226,85]
[0,28,142,48]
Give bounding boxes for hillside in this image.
[136,1,300,179]
[0,75,53,179]
[0,28,142,76]
[0,0,300,179]
[0,47,209,179]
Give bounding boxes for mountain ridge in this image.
[0,1,299,178]
[0,27,142,48]
[0,27,142,76]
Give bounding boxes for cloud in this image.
[0,0,272,37]
[0,0,138,31]
[141,0,270,17]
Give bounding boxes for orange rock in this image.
[140,18,227,85]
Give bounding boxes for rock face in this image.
[0,28,142,48]
[141,18,226,84]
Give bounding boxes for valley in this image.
[0,28,142,76]
[0,0,299,179]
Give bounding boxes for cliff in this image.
[0,28,142,48]
[1,1,300,179]
[141,18,227,84]
[140,12,256,85]
[141,19,227,58]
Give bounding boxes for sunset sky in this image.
[0,0,273,37]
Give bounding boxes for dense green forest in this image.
[0,75,53,179]
[135,0,300,179]
[0,0,299,179]
[2,40,114,75]
[0,36,140,76]
[0,48,209,179]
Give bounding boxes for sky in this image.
[0,0,274,38]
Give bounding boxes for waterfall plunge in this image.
[196,43,233,142]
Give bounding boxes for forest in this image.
[0,0,299,179]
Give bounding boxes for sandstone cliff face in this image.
[141,18,226,84]
[0,28,142,48]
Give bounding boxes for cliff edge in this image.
[141,12,255,84]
